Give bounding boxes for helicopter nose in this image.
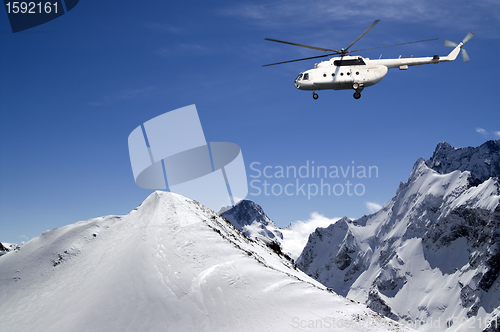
[294,73,303,89]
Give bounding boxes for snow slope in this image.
[0,192,413,332]
[297,140,500,332]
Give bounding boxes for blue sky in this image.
[1,0,499,243]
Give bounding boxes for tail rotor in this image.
[443,31,474,62]
[461,48,470,63]
[462,31,474,43]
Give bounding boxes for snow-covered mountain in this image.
[0,191,413,332]
[221,199,284,246]
[426,140,500,183]
[296,140,500,332]
[221,200,339,260]
[0,242,19,257]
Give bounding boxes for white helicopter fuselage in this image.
[294,42,462,92]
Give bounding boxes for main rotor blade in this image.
[264,38,339,52]
[348,38,439,53]
[344,19,380,52]
[262,53,337,67]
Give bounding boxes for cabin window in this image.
[356,71,359,75]
[340,73,344,76]
[323,73,326,77]
[333,58,366,66]
[331,73,335,76]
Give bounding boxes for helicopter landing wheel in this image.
[313,92,319,100]
[353,92,361,99]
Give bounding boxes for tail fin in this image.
[445,43,463,61]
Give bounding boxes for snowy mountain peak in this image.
[426,139,500,183]
[222,199,270,227]
[0,242,19,257]
[407,157,427,183]
[221,199,284,245]
[297,141,500,332]
[0,191,414,332]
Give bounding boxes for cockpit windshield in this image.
[296,73,303,81]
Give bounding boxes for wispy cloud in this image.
[146,23,183,34]
[366,202,382,213]
[280,212,339,259]
[217,0,498,33]
[154,43,210,57]
[89,86,155,106]
[17,234,29,244]
[476,127,500,139]
[218,1,441,25]
[476,127,487,137]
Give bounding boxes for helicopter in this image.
[263,20,474,99]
